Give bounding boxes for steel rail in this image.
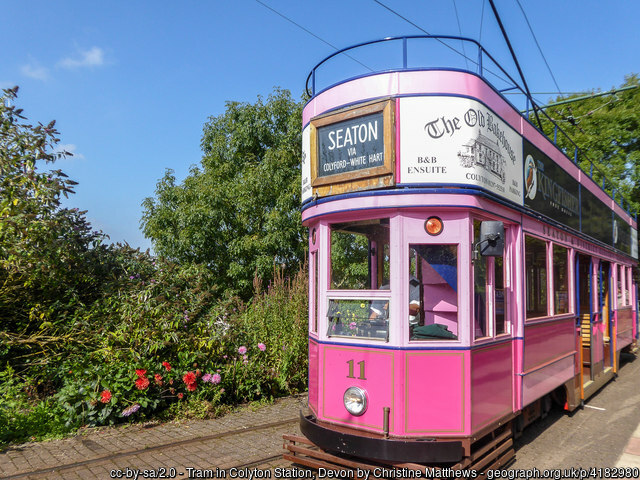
[2,417,299,480]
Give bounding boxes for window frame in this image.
[473,219,510,341]
[552,243,570,315]
[328,218,391,292]
[408,243,460,342]
[525,234,550,321]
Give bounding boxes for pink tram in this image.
[286,36,639,469]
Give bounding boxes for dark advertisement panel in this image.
[317,112,384,178]
[581,186,613,246]
[614,213,632,256]
[523,139,580,231]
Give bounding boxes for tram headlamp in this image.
[343,386,368,416]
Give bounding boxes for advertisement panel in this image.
[399,96,523,205]
[523,139,580,231]
[581,186,613,246]
[301,125,312,203]
[613,213,632,257]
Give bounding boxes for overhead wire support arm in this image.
[487,0,543,131]
[535,85,639,110]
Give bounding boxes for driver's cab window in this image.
[408,244,458,340]
[330,219,389,290]
[327,219,390,341]
[473,220,508,340]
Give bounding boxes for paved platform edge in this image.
[616,422,640,468]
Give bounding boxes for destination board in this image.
[317,112,384,178]
[308,99,395,195]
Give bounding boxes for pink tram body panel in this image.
[299,46,638,463]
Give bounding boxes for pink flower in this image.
[211,373,221,385]
[349,322,357,330]
[258,343,266,352]
[202,373,212,383]
[122,403,140,417]
[238,346,247,355]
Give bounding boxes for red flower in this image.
[135,376,150,390]
[183,371,196,385]
[154,373,163,385]
[100,390,111,403]
[187,382,197,392]
[135,369,147,377]
[162,361,171,372]
[177,393,184,399]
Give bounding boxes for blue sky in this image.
[2,0,638,251]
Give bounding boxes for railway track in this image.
[2,417,299,480]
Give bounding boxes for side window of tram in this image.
[617,265,625,307]
[330,219,390,290]
[553,244,569,314]
[525,236,548,319]
[408,244,458,340]
[473,221,506,339]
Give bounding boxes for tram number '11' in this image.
[346,360,366,380]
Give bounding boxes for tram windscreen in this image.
[330,219,390,290]
[409,244,458,340]
[327,299,390,340]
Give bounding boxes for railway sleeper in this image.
[283,422,515,478]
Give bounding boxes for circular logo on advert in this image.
[525,155,537,200]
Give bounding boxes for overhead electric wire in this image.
[451,0,470,70]
[371,0,516,89]
[254,0,373,73]
[515,0,563,96]
[372,0,432,35]
[478,0,486,42]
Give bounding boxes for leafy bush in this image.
[0,87,310,446]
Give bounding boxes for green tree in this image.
[536,74,640,213]
[141,88,306,298]
[0,87,131,368]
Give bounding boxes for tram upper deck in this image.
[300,36,638,260]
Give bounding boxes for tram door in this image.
[576,254,593,383]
